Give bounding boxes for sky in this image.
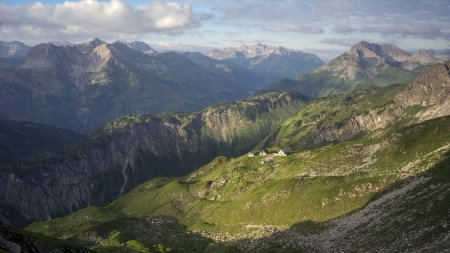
[0,0,449,61]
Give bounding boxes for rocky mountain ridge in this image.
[207,43,302,59]
[114,40,158,55]
[206,43,324,84]
[0,39,248,132]
[318,40,450,81]
[259,41,449,98]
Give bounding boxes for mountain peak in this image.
[318,41,416,80]
[114,40,158,55]
[92,38,105,45]
[75,38,107,53]
[350,41,411,59]
[207,43,304,59]
[18,42,81,71]
[351,40,375,49]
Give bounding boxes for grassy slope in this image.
[26,83,450,252]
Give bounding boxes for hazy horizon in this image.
[1,0,449,61]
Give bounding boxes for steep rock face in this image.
[312,104,403,143]
[395,62,450,106]
[0,92,307,226]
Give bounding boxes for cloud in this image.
[152,40,212,53]
[267,24,324,34]
[332,24,354,34]
[362,23,449,39]
[0,0,200,40]
[320,38,363,47]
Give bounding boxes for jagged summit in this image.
[350,40,411,62]
[207,43,305,60]
[75,38,107,53]
[206,43,324,84]
[114,40,158,55]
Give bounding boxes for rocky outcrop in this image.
[312,62,450,144]
[395,62,450,106]
[0,92,307,226]
[313,104,403,143]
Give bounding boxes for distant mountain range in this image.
[0,40,328,132]
[207,43,324,85]
[0,39,249,132]
[0,39,449,133]
[259,41,450,97]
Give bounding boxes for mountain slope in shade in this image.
[0,39,248,132]
[0,92,307,226]
[207,43,324,85]
[259,41,450,97]
[26,62,450,253]
[183,51,264,90]
[0,222,91,253]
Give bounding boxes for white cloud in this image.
[362,23,449,39]
[0,0,200,41]
[331,24,354,34]
[267,24,324,34]
[320,38,363,47]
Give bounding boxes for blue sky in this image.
[1,0,449,61]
